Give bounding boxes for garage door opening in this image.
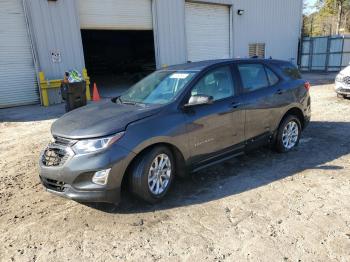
[81,30,156,98]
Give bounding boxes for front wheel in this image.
[337,93,346,99]
[275,115,302,153]
[130,146,174,203]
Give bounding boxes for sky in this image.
[304,0,318,14]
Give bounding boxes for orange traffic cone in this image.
[92,82,101,101]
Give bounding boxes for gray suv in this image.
[39,59,311,204]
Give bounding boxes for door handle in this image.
[276,89,284,95]
[231,102,244,108]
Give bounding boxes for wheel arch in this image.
[121,142,188,191]
[278,107,306,130]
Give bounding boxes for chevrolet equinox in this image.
[39,59,311,204]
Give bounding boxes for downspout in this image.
[22,0,43,105]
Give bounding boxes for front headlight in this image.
[336,74,343,83]
[72,132,124,155]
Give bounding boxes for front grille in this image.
[42,147,69,167]
[343,76,350,86]
[41,177,66,192]
[337,76,350,86]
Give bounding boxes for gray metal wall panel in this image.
[185,2,230,61]
[153,0,302,67]
[26,0,303,75]
[153,0,187,68]
[25,0,85,80]
[313,37,328,54]
[188,0,233,5]
[330,38,343,53]
[233,0,303,63]
[0,0,39,108]
[78,0,153,30]
[343,38,350,67]
[343,38,350,52]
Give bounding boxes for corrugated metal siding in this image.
[233,0,303,63]
[78,0,153,30]
[153,0,302,67]
[152,0,187,68]
[24,0,303,78]
[189,0,233,5]
[25,0,85,80]
[342,38,350,67]
[0,0,38,108]
[185,2,230,62]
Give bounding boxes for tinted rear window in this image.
[275,62,301,80]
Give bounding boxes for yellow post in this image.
[39,72,49,107]
[82,68,91,101]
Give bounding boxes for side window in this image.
[282,64,302,79]
[265,67,279,86]
[238,63,269,92]
[191,66,234,101]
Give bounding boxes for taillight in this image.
[304,81,311,91]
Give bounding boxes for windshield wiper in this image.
[122,101,137,105]
[117,96,146,106]
[117,97,131,105]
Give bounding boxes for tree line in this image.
[303,0,350,36]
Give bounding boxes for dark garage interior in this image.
[81,30,156,98]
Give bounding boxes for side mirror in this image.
[184,95,214,107]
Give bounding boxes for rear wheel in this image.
[275,115,301,153]
[130,146,174,203]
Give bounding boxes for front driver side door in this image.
[183,65,245,166]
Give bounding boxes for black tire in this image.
[275,115,302,153]
[129,146,175,203]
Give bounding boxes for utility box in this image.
[60,81,87,112]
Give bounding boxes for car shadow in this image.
[0,103,66,122]
[85,120,350,214]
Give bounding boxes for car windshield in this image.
[119,70,196,105]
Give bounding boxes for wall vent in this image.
[249,43,265,58]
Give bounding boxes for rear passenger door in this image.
[236,62,282,141]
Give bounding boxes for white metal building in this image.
[0,0,303,108]
[0,0,39,107]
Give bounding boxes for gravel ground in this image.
[0,82,350,262]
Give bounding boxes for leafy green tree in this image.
[316,0,350,34]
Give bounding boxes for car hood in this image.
[51,100,161,139]
[340,65,350,76]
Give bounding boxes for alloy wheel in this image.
[148,153,172,195]
[282,121,299,150]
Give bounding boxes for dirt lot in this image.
[0,80,350,262]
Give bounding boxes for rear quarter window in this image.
[275,62,301,80]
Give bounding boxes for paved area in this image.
[0,79,350,261]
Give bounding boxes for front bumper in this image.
[40,176,120,203]
[335,81,350,96]
[39,142,135,204]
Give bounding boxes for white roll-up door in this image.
[185,2,231,62]
[0,0,38,108]
[78,0,153,30]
